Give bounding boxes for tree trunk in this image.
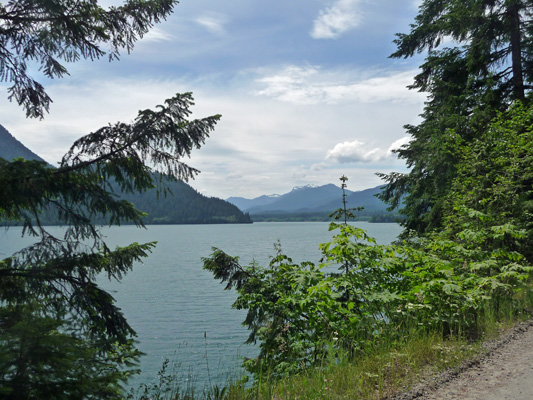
[508,1,525,101]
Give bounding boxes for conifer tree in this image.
[0,0,176,118]
[380,0,533,234]
[0,1,221,397]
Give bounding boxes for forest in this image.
[1,0,533,399]
[118,179,252,225]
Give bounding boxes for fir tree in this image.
[380,0,533,235]
[0,1,221,397]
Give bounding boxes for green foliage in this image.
[379,0,533,235]
[329,175,363,223]
[204,172,532,384]
[204,221,531,382]
[0,92,220,398]
[248,332,480,400]
[390,0,532,101]
[0,0,177,118]
[0,303,140,399]
[202,2,533,394]
[395,227,531,334]
[0,0,226,396]
[443,102,533,262]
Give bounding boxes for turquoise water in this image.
[0,222,402,390]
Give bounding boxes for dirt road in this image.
[396,320,533,400]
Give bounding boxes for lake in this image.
[0,222,402,391]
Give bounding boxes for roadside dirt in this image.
[393,320,533,400]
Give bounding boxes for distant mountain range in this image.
[227,184,401,222]
[228,184,353,213]
[0,124,251,225]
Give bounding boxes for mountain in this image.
[230,184,353,214]
[226,194,280,211]
[0,124,251,225]
[228,183,400,222]
[119,179,252,224]
[0,124,47,162]
[318,186,387,213]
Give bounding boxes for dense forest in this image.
[249,209,402,222]
[120,179,252,224]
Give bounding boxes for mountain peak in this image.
[0,124,46,162]
[291,184,319,192]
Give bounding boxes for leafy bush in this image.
[204,150,533,383]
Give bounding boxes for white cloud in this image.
[311,0,363,39]
[255,65,322,104]
[0,67,421,199]
[255,65,424,105]
[142,27,174,42]
[325,136,410,164]
[195,13,228,35]
[326,140,382,163]
[386,136,411,157]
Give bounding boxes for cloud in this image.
[386,136,411,157]
[326,140,381,163]
[311,0,363,39]
[291,166,308,179]
[195,13,228,35]
[325,136,410,164]
[142,27,174,42]
[227,172,244,180]
[0,69,420,199]
[255,65,423,105]
[255,65,322,104]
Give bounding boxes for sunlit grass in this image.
[224,330,478,400]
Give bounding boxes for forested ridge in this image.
[119,179,252,225]
[0,124,251,225]
[2,177,253,226]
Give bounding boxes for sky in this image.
[0,0,428,199]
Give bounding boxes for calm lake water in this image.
[0,222,402,391]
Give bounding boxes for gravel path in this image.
[395,320,533,400]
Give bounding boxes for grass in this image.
[224,330,479,400]
[131,286,533,400]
